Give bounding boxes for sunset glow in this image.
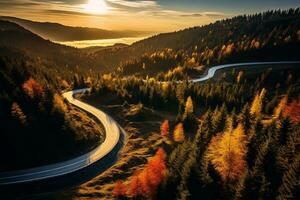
[83,0,108,14]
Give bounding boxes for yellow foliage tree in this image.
[250,88,266,116]
[173,123,185,142]
[53,94,67,113]
[274,95,288,118]
[236,71,244,83]
[184,96,194,116]
[207,123,248,182]
[11,102,27,125]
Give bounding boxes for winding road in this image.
[0,61,299,186]
[0,88,123,185]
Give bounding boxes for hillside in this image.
[0,20,109,73]
[93,9,300,76]
[0,16,149,42]
[0,51,104,172]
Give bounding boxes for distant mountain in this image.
[0,16,150,42]
[0,20,107,72]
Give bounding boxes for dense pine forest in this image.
[106,9,300,78]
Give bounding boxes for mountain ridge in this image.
[0,16,151,42]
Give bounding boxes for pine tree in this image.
[276,154,300,200]
[250,88,266,117]
[274,95,288,118]
[239,104,252,132]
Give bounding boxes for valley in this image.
[0,5,299,200]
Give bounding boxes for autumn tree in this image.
[128,172,142,198]
[113,180,127,198]
[236,71,244,83]
[173,123,185,142]
[22,78,44,99]
[182,96,198,131]
[207,123,248,183]
[250,88,266,117]
[11,102,27,125]
[160,120,170,137]
[127,148,167,198]
[184,96,194,116]
[53,93,67,113]
[282,99,300,124]
[274,95,288,118]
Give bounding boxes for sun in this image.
[83,0,108,14]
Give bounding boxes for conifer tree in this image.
[207,123,248,183]
[250,88,266,117]
[276,154,300,200]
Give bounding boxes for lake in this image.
[56,37,146,48]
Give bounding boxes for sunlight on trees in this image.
[184,96,194,116]
[115,148,167,198]
[53,94,67,113]
[250,88,266,116]
[236,71,244,83]
[207,123,248,182]
[173,123,185,142]
[22,78,44,99]
[274,95,288,118]
[160,120,169,137]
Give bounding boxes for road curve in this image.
[192,61,300,83]
[0,61,299,186]
[0,88,123,185]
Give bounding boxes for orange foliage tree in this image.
[113,180,127,198]
[127,148,167,198]
[173,123,185,142]
[207,123,248,183]
[128,172,143,197]
[160,120,169,137]
[22,78,44,99]
[283,99,300,124]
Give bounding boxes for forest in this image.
[0,49,103,172]
[79,63,300,199]
[0,7,299,200]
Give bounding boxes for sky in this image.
[0,0,299,32]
